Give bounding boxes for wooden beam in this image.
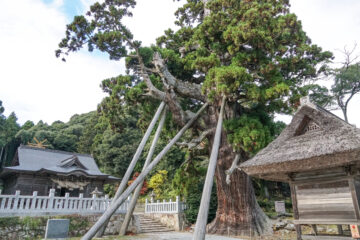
[81,103,209,240]
[291,176,353,186]
[302,235,353,240]
[119,108,167,235]
[294,219,360,225]
[95,101,166,237]
[337,225,344,235]
[348,178,360,220]
[193,96,226,240]
[290,183,302,240]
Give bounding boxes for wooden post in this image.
[290,184,302,240]
[193,96,226,240]
[119,108,167,235]
[349,178,360,220]
[95,101,166,237]
[81,103,208,240]
[311,225,317,236]
[337,225,343,235]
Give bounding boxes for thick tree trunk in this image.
[206,106,272,237]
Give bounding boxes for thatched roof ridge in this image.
[240,101,360,180]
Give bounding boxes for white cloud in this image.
[289,0,360,125]
[290,0,360,61]
[0,0,122,124]
[0,0,184,125]
[0,0,359,126]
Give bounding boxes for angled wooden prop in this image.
[193,96,226,240]
[119,107,167,235]
[95,101,166,237]
[82,103,209,240]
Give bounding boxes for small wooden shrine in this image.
[240,97,360,239]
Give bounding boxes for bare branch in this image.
[225,154,240,184]
[335,43,360,68]
[177,128,215,150]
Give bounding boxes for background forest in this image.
[1,44,359,225]
[0,92,287,224]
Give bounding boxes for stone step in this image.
[141,229,175,233]
[137,214,174,233]
[140,224,167,226]
[140,226,173,230]
[140,225,168,228]
[140,224,169,227]
[140,222,165,226]
[140,220,162,224]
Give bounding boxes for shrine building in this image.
[0,145,119,197]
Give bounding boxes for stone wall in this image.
[0,214,139,240]
[146,213,187,231]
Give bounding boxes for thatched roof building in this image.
[241,98,360,238]
[240,97,360,182]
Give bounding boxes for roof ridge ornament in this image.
[59,155,88,170]
[300,96,316,109]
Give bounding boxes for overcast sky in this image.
[0,0,359,125]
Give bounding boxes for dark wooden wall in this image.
[2,173,106,197]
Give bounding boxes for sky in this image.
[0,0,359,125]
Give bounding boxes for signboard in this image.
[45,219,69,239]
[275,201,286,214]
[351,225,360,238]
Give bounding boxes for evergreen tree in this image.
[56,0,332,236]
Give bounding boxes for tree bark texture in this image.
[205,106,272,237]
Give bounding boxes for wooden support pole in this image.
[337,225,344,235]
[290,183,302,240]
[81,103,208,240]
[193,96,226,240]
[119,107,167,235]
[95,101,165,237]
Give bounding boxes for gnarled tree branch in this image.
[177,128,215,150]
[135,48,166,100]
[153,52,206,102]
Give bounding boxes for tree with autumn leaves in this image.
[57,0,332,236]
[128,172,148,195]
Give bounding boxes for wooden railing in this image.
[0,189,130,217]
[145,196,186,214]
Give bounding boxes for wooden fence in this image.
[145,196,186,214]
[0,189,130,217]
